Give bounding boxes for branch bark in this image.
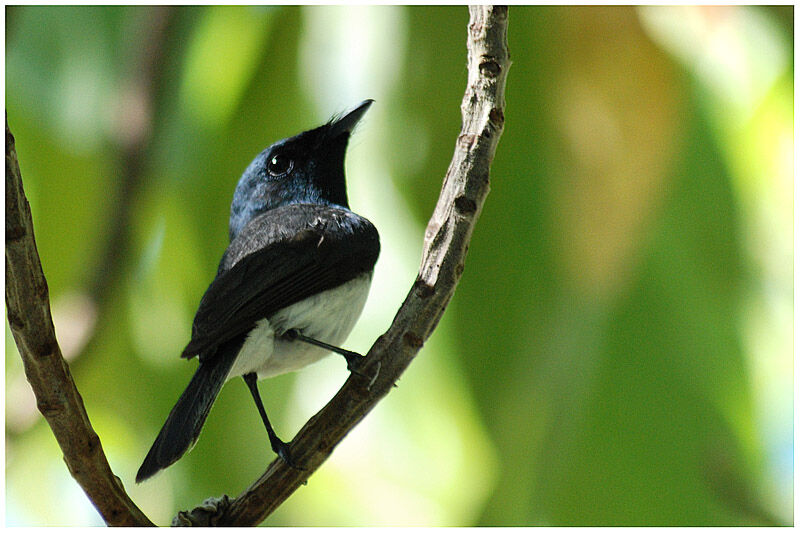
[210,5,510,526]
[5,117,154,526]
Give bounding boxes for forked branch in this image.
[5,5,509,527]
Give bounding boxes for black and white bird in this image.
[137,100,379,482]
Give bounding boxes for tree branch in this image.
[5,117,154,526]
[208,5,511,526]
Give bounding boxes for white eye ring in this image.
[267,154,293,177]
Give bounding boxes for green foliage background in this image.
[5,5,793,526]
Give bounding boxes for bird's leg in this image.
[283,329,363,371]
[283,329,379,388]
[243,373,304,470]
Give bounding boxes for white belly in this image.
[227,273,372,380]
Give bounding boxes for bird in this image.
[136,99,380,483]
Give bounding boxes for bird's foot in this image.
[271,435,305,471]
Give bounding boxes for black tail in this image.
[136,346,239,483]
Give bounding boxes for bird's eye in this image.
[267,154,293,177]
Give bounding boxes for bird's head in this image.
[228,99,373,241]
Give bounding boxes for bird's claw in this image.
[272,438,305,471]
[347,356,380,391]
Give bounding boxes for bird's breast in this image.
[227,273,373,380]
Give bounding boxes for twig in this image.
[5,117,154,526]
[87,6,173,302]
[210,5,510,526]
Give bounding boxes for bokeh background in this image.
[5,5,793,526]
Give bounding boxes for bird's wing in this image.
[181,205,379,361]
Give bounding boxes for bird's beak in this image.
[329,99,374,138]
